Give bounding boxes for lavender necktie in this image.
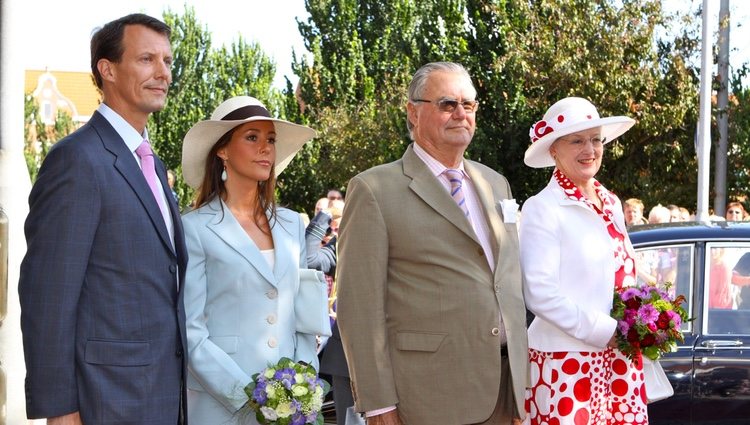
[444,169,470,218]
[136,140,168,218]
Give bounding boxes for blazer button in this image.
[169,264,177,273]
[491,327,500,336]
[494,284,501,293]
[268,337,278,348]
[267,289,278,299]
[478,247,484,256]
[176,348,183,357]
[267,314,277,324]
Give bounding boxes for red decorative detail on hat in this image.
[587,115,592,119]
[557,114,564,123]
[530,120,554,143]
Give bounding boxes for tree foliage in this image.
[281,0,473,214]
[23,94,75,181]
[288,0,711,213]
[726,66,750,202]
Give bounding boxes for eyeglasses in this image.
[412,98,479,113]
[558,136,607,147]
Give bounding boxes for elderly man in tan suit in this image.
[336,62,528,425]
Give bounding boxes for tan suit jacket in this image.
[337,144,528,424]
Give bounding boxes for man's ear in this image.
[406,101,418,129]
[97,59,115,84]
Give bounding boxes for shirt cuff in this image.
[366,406,396,417]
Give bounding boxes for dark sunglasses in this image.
[413,98,479,113]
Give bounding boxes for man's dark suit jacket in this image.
[19,111,189,424]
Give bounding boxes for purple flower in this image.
[637,303,659,324]
[252,382,268,405]
[620,287,641,301]
[306,412,319,423]
[618,320,631,334]
[290,412,306,425]
[654,330,669,345]
[666,310,682,328]
[306,376,318,387]
[275,368,296,389]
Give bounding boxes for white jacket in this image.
[520,178,633,352]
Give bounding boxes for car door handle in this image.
[701,340,743,348]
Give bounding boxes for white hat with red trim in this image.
[524,97,635,168]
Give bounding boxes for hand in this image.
[310,210,333,228]
[48,412,83,425]
[607,332,618,348]
[306,211,333,240]
[367,409,403,425]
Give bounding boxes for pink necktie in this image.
[444,169,470,218]
[136,140,168,218]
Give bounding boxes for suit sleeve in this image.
[294,214,320,369]
[182,216,252,413]
[336,176,398,412]
[520,195,616,348]
[19,143,100,418]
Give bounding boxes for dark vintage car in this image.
[629,221,750,424]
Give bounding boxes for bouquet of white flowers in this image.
[243,358,330,425]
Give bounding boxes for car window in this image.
[705,243,750,335]
[635,244,693,332]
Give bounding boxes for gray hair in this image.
[406,62,476,140]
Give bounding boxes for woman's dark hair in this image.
[90,13,171,89]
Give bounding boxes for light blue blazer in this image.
[182,197,318,423]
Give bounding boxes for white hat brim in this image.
[181,117,316,189]
[523,116,635,168]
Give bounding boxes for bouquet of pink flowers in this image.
[611,283,690,363]
[243,358,330,425]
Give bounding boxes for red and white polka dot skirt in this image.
[525,349,648,425]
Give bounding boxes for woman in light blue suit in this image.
[180,96,317,424]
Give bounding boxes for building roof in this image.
[25,69,101,121]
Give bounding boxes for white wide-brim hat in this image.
[181,96,316,189]
[524,97,635,168]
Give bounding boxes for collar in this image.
[97,103,149,154]
[412,142,470,181]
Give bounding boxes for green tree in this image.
[23,93,76,181]
[291,0,704,212]
[465,0,700,208]
[284,0,471,214]
[726,67,750,202]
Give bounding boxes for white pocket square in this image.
[499,199,519,223]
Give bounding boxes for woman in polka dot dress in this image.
[519,97,648,425]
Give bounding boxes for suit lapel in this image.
[91,112,174,253]
[465,161,503,262]
[203,198,277,286]
[402,145,479,244]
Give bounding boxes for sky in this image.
[15,0,750,90]
[17,0,311,89]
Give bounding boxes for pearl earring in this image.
[221,160,228,182]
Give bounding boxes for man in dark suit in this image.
[19,13,188,425]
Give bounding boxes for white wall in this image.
[1,1,35,424]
